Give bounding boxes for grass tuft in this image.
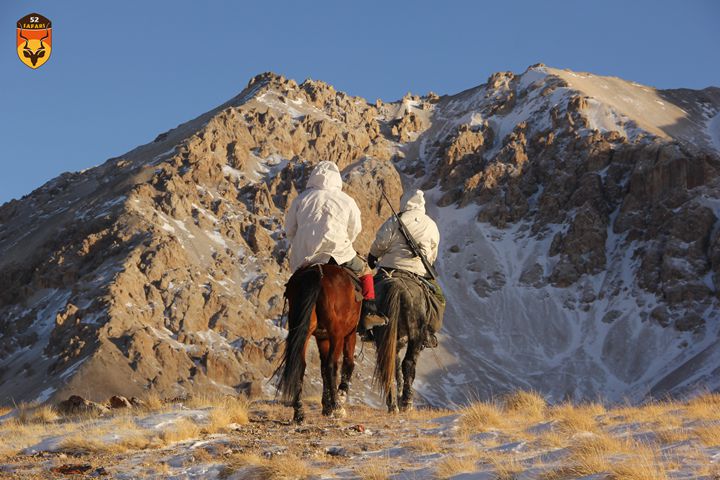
[158,418,201,445]
[550,403,602,434]
[503,390,547,420]
[693,423,720,447]
[203,396,250,433]
[435,454,477,478]
[460,401,504,434]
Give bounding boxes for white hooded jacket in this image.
[285,161,362,272]
[370,190,439,277]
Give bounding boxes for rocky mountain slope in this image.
[1,65,719,406]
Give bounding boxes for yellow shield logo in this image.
[17,13,52,69]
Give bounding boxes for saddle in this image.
[375,267,446,342]
[285,263,363,302]
[325,259,364,302]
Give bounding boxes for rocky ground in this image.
[1,392,719,479]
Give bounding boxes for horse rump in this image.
[274,266,322,402]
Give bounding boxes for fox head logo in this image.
[17,13,52,69]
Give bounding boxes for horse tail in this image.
[275,267,322,402]
[373,279,401,397]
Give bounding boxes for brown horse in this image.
[275,264,361,423]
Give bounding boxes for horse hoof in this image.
[333,407,347,419]
[400,403,413,413]
[388,406,399,414]
[337,391,347,406]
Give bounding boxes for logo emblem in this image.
[17,13,52,69]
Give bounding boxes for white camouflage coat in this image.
[285,161,362,272]
[370,190,439,277]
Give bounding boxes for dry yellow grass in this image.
[531,429,568,449]
[655,427,692,445]
[117,431,154,450]
[460,401,504,434]
[503,390,547,421]
[141,391,165,411]
[219,452,266,479]
[550,403,602,434]
[220,452,316,480]
[601,441,666,480]
[356,460,391,480]
[59,433,129,454]
[158,417,201,445]
[13,402,59,425]
[561,434,627,475]
[694,460,720,477]
[435,454,477,478]
[693,423,720,446]
[26,405,60,424]
[266,454,318,479]
[401,406,453,422]
[609,456,668,480]
[684,394,720,421]
[610,401,676,426]
[687,391,720,409]
[0,405,13,416]
[571,434,620,459]
[185,393,227,409]
[490,454,524,479]
[405,436,442,454]
[203,396,250,433]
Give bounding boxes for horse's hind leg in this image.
[386,350,401,414]
[317,338,333,416]
[319,337,345,418]
[328,336,345,418]
[338,332,356,407]
[292,335,312,424]
[400,340,422,412]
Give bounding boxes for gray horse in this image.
[372,270,442,412]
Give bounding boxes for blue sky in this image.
[1,0,718,204]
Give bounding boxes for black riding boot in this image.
[358,299,386,342]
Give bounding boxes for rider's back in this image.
[285,162,361,272]
[370,190,439,277]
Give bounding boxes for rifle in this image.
[380,189,438,281]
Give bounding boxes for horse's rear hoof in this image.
[293,411,305,424]
[400,402,413,413]
[388,405,399,414]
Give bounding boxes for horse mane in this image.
[274,266,322,402]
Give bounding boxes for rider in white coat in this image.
[369,189,442,347]
[369,190,439,276]
[285,161,385,337]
